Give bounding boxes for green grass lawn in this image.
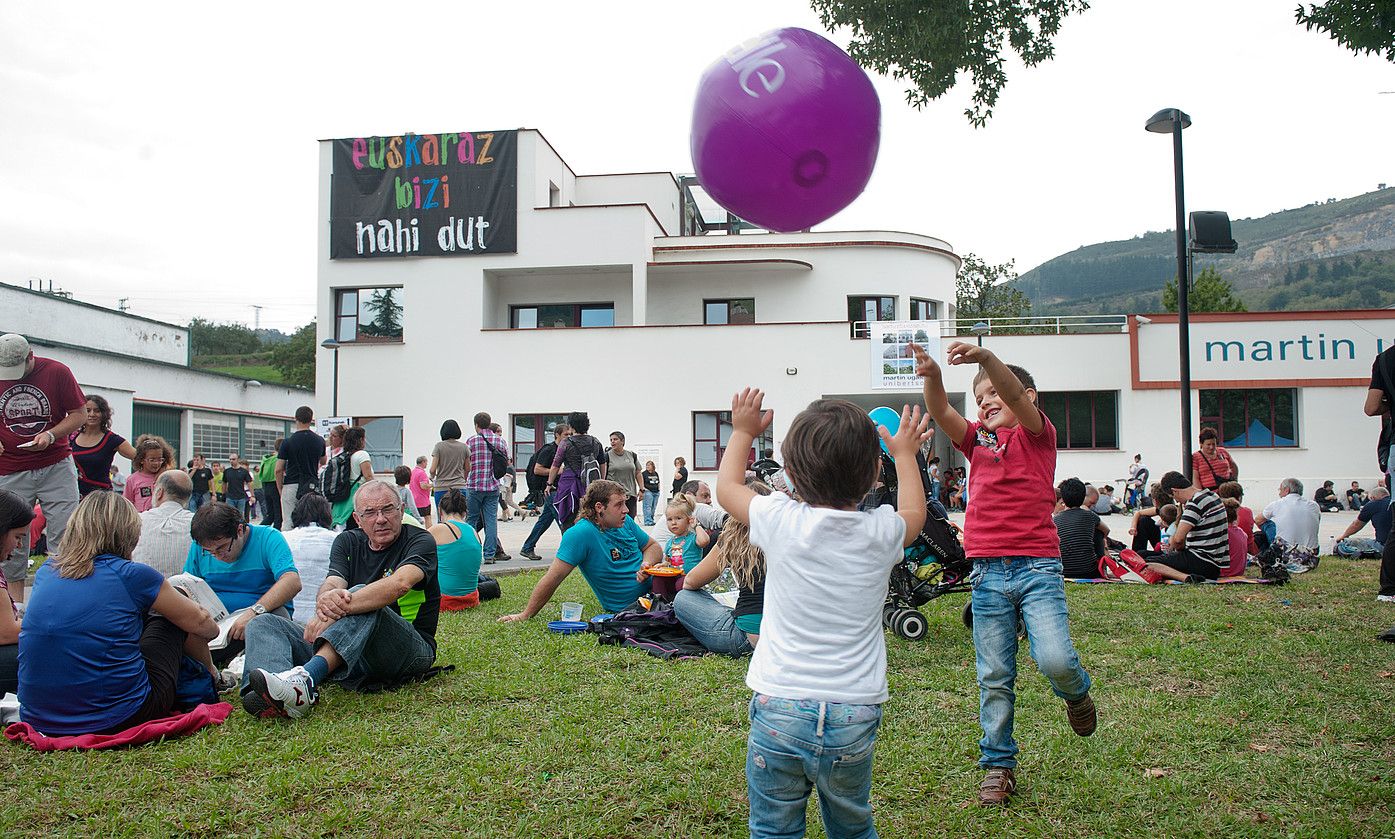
[202,364,284,383]
[3,559,1393,837]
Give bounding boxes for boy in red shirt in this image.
[915,341,1095,806]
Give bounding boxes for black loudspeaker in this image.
[1190,211,1237,253]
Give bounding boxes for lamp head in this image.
[1145,108,1192,133]
[971,321,991,337]
[320,338,340,350]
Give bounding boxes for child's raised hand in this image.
[945,341,993,367]
[909,343,939,378]
[730,388,773,437]
[879,404,932,461]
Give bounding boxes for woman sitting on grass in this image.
[0,490,31,695]
[673,480,770,657]
[430,489,483,610]
[18,491,218,735]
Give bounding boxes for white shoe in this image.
[1377,594,1395,603]
[247,666,317,719]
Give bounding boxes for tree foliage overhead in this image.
[1296,1,1395,61]
[189,317,261,357]
[956,252,1033,320]
[1162,267,1247,313]
[809,0,1090,126]
[268,322,317,390]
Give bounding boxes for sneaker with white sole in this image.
[1377,594,1395,603]
[246,666,317,719]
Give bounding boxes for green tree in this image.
[1297,1,1395,60]
[189,317,261,357]
[360,289,403,338]
[956,252,1033,321]
[1162,267,1247,313]
[810,0,1089,126]
[268,322,316,389]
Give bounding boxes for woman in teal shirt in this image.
[429,490,483,609]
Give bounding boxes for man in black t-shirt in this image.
[275,406,327,532]
[1364,347,1395,601]
[188,454,214,512]
[241,480,439,720]
[223,454,253,522]
[1054,478,1109,579]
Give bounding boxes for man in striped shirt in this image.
[1145,470,1228,581]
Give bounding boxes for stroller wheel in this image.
[882,603,898,629]
[894,608,928,641]
[961,601,974,630]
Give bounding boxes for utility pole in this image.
[250,305,263,331]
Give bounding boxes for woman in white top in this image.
[282,493,337,619]
[330,426,374,530]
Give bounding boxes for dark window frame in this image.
[509,303,616,329]
[910,298,939,321]
[703,298,756,325]
[510,413,571,471]
[1199,388,1299,448]
[847,295,896,339]
[334,286,404,344]
[1039,391,1119,450]
[692,410,775,471]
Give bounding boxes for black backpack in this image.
[575,436,603,487]
[322,451,355,502]
[490,441,511,480]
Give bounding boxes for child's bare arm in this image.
[880,404,933,546]
[694,524,711,549]
[911,344,968,445]
[716,388,772,525]
[946,342,1043,435]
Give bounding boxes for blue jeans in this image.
[521,493,558,554]
[188,492,210,512]
[242,600,434,692]
[642,490,660,526]
[673,589,752,657]
[466,488,501,559]
[747,694,882,839]
[970,557,1091,770]
[229,497,248,519]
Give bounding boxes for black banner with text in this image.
[330,130,517,258]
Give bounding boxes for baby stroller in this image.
[883,491,971,640]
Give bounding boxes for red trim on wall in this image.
[1136,308,1395,323]
[654,239,959,261]
[136,399,292,420]
[1132,377,1370,390]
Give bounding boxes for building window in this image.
[704,298,755,325]
[910,298,939,321]
[693,411,775,471]
[511,413,570,470]
[847,296,896,339]
[243,418,289,461]
[192,413,239,462]
[510,304,615,329]
[355,416,402,472]
[1200,388,1297,448]
[1039,391,1119,450]
[335,287,403,343]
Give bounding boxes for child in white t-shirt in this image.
[717,387,930,839]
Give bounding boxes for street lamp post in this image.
[320,338,341,417]
[1145,108,1194,483]
[971,321,990,347]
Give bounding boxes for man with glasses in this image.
[240,480,440,720]
[184,501,302,667]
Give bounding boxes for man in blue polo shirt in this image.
[499,480,661,621]
[185,502,301,663]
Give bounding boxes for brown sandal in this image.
[978,767,1016,806]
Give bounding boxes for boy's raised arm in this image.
[912,343,968,446]
[881,404,933,546]
[946,341,1043,435]
[716,387,772,525]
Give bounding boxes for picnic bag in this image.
[1098,549,1163,584]
[322,451,355,502]
[476,573,501,601]
[591,601,708,660]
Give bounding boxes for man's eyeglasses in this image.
[357,505,402,521]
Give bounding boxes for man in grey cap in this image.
[0,334,87,601]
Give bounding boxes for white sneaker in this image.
[247,666,317,719]
[1377,595,1395,603]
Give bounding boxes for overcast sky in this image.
[2,1,1392,331]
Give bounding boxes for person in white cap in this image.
[0,334,87,601]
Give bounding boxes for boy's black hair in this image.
[971,363,1038,401]
[1159,470,1191,493]
[781,398,880,508]
[393,465,412,486]
[568,411,591,434]
[1057,477,1087,508]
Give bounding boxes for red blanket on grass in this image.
[4,702,232,751]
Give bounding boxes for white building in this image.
[316,129,1392,501]
[3,282,312,469]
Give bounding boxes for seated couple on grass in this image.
[239,480,441,720]
[671,479,769,657]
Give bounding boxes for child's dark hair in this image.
[971,363,1037,401]
[781,398,879,508]
[1057,477,1086,508]
[1159,504,1179,525]
[568,412,591,434]
[1159,471,1191,493]
[1222,497,1239,524]
[393,465,412,486]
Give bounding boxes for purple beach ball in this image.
[691,27,881,232]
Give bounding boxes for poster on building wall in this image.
[868,321,937,390]
[330,130,518,259]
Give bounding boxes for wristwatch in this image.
[251,603,267,616]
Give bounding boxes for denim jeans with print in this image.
[747,693,882,839]
[969,557,1091,769]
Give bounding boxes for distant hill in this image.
[1012,187,1395,314]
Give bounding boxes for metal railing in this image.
[850,315,1129,340]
